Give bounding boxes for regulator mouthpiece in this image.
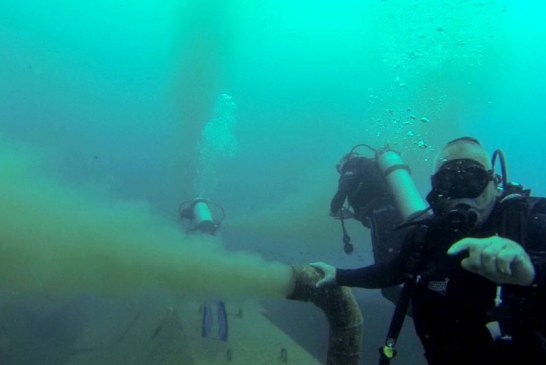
[444,204,478,233]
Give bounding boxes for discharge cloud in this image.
[0,137,294,300]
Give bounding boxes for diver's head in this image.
[427,137,499,230]
[433,136,492,171]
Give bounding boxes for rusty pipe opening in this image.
[287,264,363,365]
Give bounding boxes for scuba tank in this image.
[179,196,225,235]
[375,147,428,221]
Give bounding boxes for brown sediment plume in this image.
[0,137,294,300]
[287,264,363,365]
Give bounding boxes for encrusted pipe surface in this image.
[287,264,363,365]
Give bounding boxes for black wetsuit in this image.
[336,198,546,365]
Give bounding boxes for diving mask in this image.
[429,159,494,202]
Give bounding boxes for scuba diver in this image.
[313,137,546,365]
[179,196,225,235]
[329,144,415,304]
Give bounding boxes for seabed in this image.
[65,299,321,365]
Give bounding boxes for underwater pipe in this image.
[287,264,363,365]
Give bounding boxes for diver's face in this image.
[428,144,498,227]
[430,159,494,201]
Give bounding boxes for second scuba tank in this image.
[180,196,225,235]
[375,147,428,222]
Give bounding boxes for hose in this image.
[287,265,363,365]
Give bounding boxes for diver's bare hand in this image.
[309,262,337,287]
[447,236,535,286]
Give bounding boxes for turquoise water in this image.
[1,1,545,364]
